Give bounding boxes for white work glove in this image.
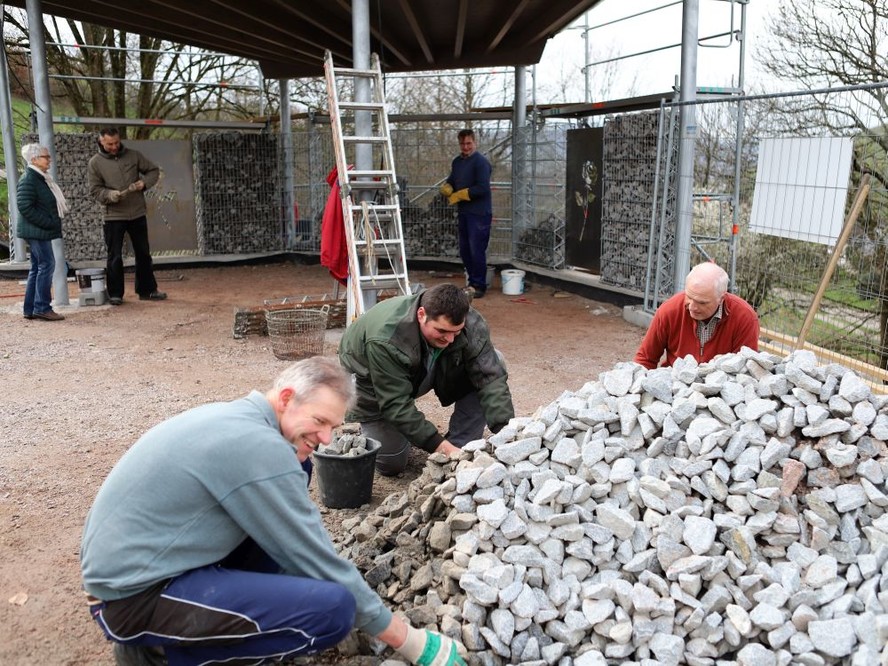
[396,626,466,666]
[106,190,124,203]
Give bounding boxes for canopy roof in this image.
[8,0,602,79]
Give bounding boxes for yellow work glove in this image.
[439,183,454,197]
[396,626,466,666]
[447,189,470,205]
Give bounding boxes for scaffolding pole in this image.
[27,0,69,304]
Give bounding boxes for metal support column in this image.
[583,12,591,103]
[279,78,295,248]
[27,0,69,304]
[729,0,749,289]
[511,65,528,246]
[673,0,699,292]
[351,0,376,310]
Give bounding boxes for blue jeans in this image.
[457,212,492,290]
[23,239,55,316]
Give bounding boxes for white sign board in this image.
[749,136,853,245]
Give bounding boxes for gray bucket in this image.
[76,268,106,294]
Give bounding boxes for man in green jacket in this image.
[338,283,514,475]
[87,127,166,306]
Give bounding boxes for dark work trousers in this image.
[103,216,158,299]
[364,392,487,476]
[457,211,492,291]
[88,537,356,666]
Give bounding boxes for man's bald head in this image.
[687,262,729,298]
[684,262,729,321]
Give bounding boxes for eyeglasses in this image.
[36,154,51,160]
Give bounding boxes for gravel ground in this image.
[0,260,644,665]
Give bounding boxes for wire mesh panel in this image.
[265,307,328,360]
[600,112,663,292]
[513,120,568,269]
[286,123,514,263]
[652,83,888,383]
[289,122,334,253]
[194,132,284,254]
[646,107,680,305]
[392,125,513,263]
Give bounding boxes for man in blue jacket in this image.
[440,129,493,298]
[81,357,464,666]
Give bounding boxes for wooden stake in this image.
[796,174,871,350]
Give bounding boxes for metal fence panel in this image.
[652,83,888,379]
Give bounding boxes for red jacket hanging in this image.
[320,165,351,286]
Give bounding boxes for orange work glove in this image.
[439,183,454,197]
[447,189,470,205]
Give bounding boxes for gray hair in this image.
[21,143,48,164]
[273,356,355,409]
[687,262,730,299]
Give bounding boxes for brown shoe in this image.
[33,310,65,321]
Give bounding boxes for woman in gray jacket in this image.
[17,143,67,321]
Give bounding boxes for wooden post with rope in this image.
[795,173,871,349]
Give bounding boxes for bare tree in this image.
[0,9,329,138]
[383,69,514,186]
[758,0,887,89]
[755,0,888,366]
[535,44,639,105]
[756,0,887,156]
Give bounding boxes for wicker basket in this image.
[265,306,329,361]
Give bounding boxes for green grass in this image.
[759,290,881,366]
[824,285,878,311]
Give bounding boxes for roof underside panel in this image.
[5,0,602,79]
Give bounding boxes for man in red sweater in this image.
[634,262,760,369]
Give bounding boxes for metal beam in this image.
[54,115,268,130]
[488,0,532,53]
[454,0,468,58]
[398,0,434,65]
[280,79,295,248]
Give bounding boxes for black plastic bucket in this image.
[313,437,381,509]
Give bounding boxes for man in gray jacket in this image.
[81,357,464,666]
[338,283,514,475]
[88,128,166,305]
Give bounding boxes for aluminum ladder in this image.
[324,50,410,323]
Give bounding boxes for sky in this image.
[531,0,780,104]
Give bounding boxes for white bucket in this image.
[501,269,525,295]
[76,268,106,294]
